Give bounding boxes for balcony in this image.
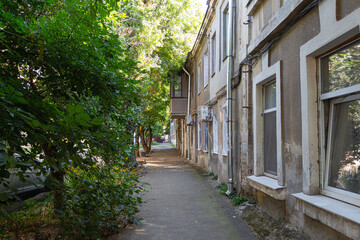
[170,98,188,119]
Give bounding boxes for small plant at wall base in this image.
[215,183,248,206]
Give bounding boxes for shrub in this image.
[62,164,143,239]
[0,163,143,240]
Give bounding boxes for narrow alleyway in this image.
[109,144,256,240]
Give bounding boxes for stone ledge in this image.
[247,175,286,200]
[292,193,360,239]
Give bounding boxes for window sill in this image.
[222,56,228,62]
[212,151,218,155]
[222,152,228,157]
[292,193,360,239]
[204,84,208,89]
[211,72,215,78]
[203,150,208,153]
[247,175,286,200]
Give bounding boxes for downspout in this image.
[183,67,191,160]
[226,0,235,194]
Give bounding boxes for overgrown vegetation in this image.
[0,164,143,239]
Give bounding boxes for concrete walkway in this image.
[109,145,256,240]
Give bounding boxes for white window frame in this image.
[198,122,201,150]
[253,54,284,186]
[294,5,360,238]
[299,13,360,200]
[204,50,209,88]
[222,105,228,156]
[197,62,201,95]
[318,41,360,207]
[213,114,218,154]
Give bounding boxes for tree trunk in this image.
[43,144,65,217]
[134,127,140,157]
[139,126,152,156]
[51,168,65,216]
[146,127,152,155]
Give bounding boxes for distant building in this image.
[169,0,360,239]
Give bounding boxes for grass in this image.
[0,192,61,239]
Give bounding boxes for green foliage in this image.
[0,164,143,239]
[215,182,228,196]
[62,164,143,239]
[0,193,56,239]
[230,193,247,206]
[0,0,140,199]
[124,0,204,152]
[215,183,247,206]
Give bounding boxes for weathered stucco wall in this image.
[336,0,360,20]
[268,5,320,204]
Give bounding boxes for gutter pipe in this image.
[226,0,235,194]
[183,67,191,160]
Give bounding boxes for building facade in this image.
[169,0,360,239]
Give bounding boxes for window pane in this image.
[322,40,360,93]
[204,122,208,151]
[264,111,277,175]
[211,35,216,75]
[173,77,182,97]
[223,6,229,59]
[197,65,201,94]
[328,99,360,194]
[204,51,209,87]
[222,108,228,155]
[213,116,218,153]
[264,82,276,110]
[198,123,201,149]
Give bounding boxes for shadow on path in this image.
[108,148,256,240]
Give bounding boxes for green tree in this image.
[122,0,203,155]
[0,0,140,213]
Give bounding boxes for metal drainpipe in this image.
[226,0,235,194]
[183,67,191,160]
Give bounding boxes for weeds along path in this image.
[108,146,256,240]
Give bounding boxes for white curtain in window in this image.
[204,51,209,87]
[204,122,208,151]
[213,115,218,153]
[198,122,201,149]
[222,108,228,155]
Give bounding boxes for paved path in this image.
[109,146,256,240]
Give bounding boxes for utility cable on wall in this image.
[235,0,323,88]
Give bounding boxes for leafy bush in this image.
[0,164,143,239]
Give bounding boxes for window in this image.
[213,114,218,153]
[320,40,360,206]
[222,5,229,61]
[197,63,201,94]
[263,81,277,176]
[211,34,216,76]
[198,122,201,150]
[204,50,209,88]
[204,122,208,151]
[191,125,193,148]
[222,106,228,156]
[252,56,283,185]
[173,76,182,97]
